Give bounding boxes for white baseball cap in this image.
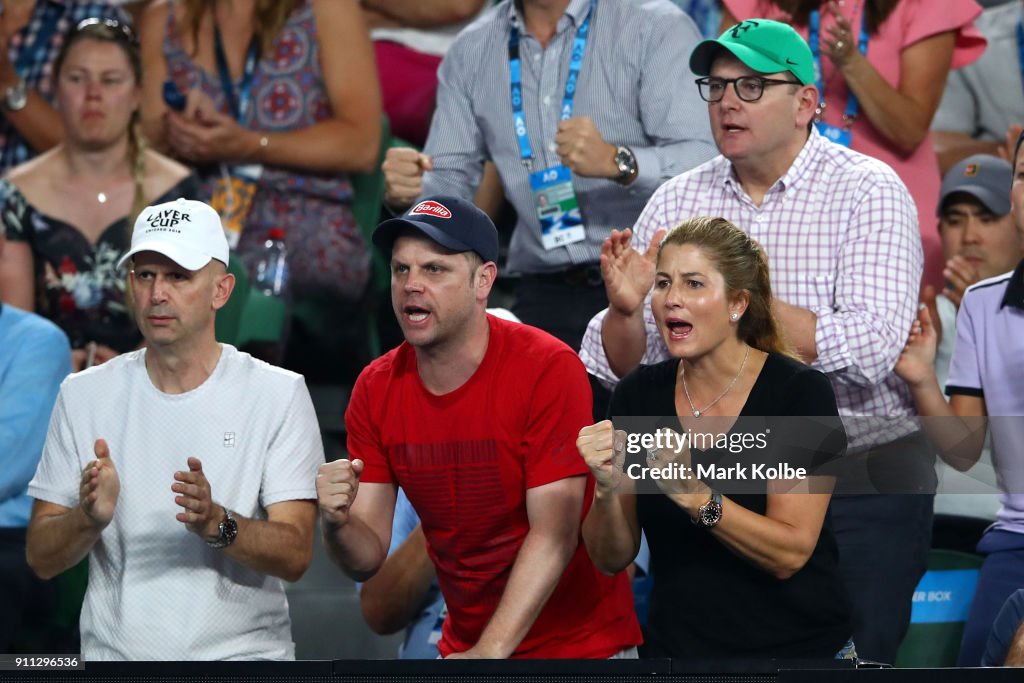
[117,198,229,271]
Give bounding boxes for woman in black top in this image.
[578,216,851,659]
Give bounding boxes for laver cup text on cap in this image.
[145,210,193,229]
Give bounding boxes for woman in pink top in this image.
[722,0,985,290]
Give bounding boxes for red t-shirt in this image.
[347,315,641,658]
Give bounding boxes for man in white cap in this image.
[24,199,324,661]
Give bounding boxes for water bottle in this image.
[252,228,289,296]
[248,228,291,365]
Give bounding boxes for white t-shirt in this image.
[29,345,324,661]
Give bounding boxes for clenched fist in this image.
[554,116,617,179]
[382,147,432,210]
[576,421,626,495]
[316,458,364,527]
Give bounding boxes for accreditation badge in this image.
[210,164,262,249]
[529,165,585,250]
[816,122,852,148]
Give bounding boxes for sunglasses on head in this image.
[73,17,138,46]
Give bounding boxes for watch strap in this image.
[696,490,723,529]
[206,507,238,548]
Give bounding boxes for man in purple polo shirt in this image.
[896,133,1024,667]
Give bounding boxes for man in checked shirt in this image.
[579,20,926,665]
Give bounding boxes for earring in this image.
[730,313,739,321]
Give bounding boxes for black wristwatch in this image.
[695,490,723,529]
[613,145,637,184]
[206,508,238,548]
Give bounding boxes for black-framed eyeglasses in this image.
[73,17,138,46]
[695,76,801,103]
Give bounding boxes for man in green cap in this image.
[580,19,929,664]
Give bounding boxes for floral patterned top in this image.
[0,175,199,351]
[162,0,369,300]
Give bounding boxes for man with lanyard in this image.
[380,0,715,358]
[579,20,927,664]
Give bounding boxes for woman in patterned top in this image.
[139,0,382,301]
[0,18,197,371]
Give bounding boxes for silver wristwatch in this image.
[3,78,27,112]
[613,145,637,184]
[206,508,238,548]
[696,490,723,529]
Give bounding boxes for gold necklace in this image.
[681,346,749,418]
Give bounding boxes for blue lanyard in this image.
[214,24,259,122]
[508,1,594,169]
[1017,20,1024,104]
[809,9,868,125]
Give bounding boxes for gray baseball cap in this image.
[938,154,1012,217]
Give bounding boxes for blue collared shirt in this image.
[422,0,715,275]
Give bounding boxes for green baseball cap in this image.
[689,19,815,87]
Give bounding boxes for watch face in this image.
[5,81,27,112]
[615,150,632,174]
[221,516,238,545]
[700,500,722,527]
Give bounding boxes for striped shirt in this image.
[579,129,923,450]
[0,0,128,172]
[422,0,716,275]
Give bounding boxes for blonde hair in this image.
[183,0,304,56]
[54,20,148,229]
[658,216,799,361]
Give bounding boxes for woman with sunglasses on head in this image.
[138,0,381,303]
[0,1,129,173]
[0,18,197,371]
[577,217,852,659]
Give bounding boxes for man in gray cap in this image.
[936,154,1023,312]
[25,198,324,660]
[317,195,642,659]
[904,154,1019,526]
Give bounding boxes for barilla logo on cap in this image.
[409,200,452,219]
[964,164,979,177]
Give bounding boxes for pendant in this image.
[693,410,701,418]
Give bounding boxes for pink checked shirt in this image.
[579,129,922,450]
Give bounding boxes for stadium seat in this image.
[895,548,985,667]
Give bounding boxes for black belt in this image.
[521,264,604,288]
